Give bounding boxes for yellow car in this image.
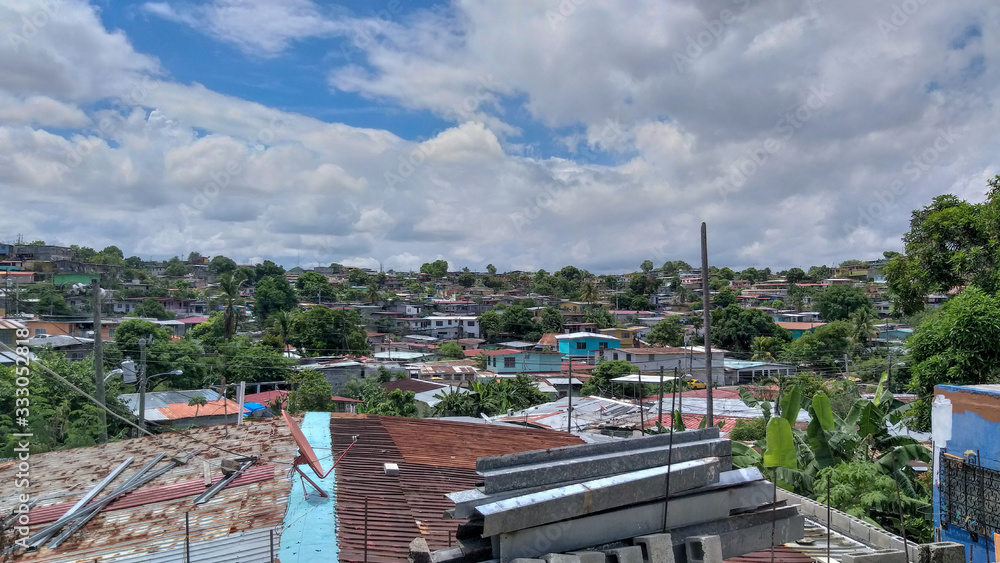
[686,379,707,390]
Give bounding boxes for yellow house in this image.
[558,301,586,315]
[599,326,645,348]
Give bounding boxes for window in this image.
[648,354,655,361]
[109,328,116,338]
[626,354,632,362]
[467,320,475,326]
[504,357,516,368]
[436,321,444,326]
[940,452,1000,536]
[599,342,608,350]
[613,352,619,360]
[576,342,587,350]
[34,328,46,336]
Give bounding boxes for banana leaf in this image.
[763,417,797,469]
[812,393,836,432]
[780,385,802,428]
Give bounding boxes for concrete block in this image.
[685,535,723,563]
[408,537,432,563]
[831,510,852,534]
[927,542,965,563]
[634,533,674,563]
[869,529,892,549]
[605,546,644,563]
[542,555,582,563]
[888,536,906,553]
[848,518,872,544]
[842,549,907,563]
[566,552,608,563]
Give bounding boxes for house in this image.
[471,348,563,374]
[876,324,914,342]
[774,321,826,339]
[596,345,729,385]
[407,361,479,382]
[933,384,1000,561]
[555,332,621,361]
[557,301,588,315]
[25,316,121,340]
[723,359,797,384]
[118,389,241,428]
[26,334,94,361]
[598,326,648,348]
[242,389,361,413]
[421,315,480,339]
[296,358,366,394]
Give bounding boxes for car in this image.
[686,379,706,390]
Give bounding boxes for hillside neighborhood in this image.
[2,190,999,563]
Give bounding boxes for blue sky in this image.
[0,0,997,272]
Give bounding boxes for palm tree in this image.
[366,284,381,304]
[851,308,880,349]
[579,280,598,305]
[217,271,247,340]
[272,310,295,349]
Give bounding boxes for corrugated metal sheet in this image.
[157,398,243,420]
[0,319,27,330]
[114,525,281,563]
[329,414,582,562]
[120,389,222,410]
[0,418,298,562]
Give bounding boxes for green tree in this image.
[499,305,539,339]
[785,268,806,284]
[478,311,502,342]
[187,395,207,418]
[457,269,476,288]
[208,255,238,275]
[815,284,873,322]
[850,307,879,349]
[640,259,654,273]
[807,265,831,280]
[907,287,1000,430]
[713,288,737,308]
[287,307,371,356]
[486,263,497,275]
[439,342,466,360]
[129,298,175,320]
[327,263,345,274]
[214,270,246,340]
[222,340,293,383]
[36,288,73,316]
[645,318,684,347]
[780,321,853,370]
[287,369,334,412]
[578,280,598,304]
[164,257,187,277]
[583,306,615,329]
[342,377,417,417]
[750,336,786,362]
[710,305,791,356]
[295,271,334,301]
[254,275,297,323]
[253,260,285,282]
[419,259,449,278]
[581,360,637,397]
[540,307,564,333]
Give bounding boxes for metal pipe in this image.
[193,458,255,505]
[827,474,831,563]
[185,512,191,563]
[662,366,678,533]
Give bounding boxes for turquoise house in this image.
[555,332,621,360]
[481,349,562,374]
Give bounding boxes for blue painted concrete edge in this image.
[279,412,338,562]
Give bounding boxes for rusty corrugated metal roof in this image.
[0,418,298,562]
[329,414,582,562]
[157,399,243,419]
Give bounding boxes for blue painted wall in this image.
[557,336,620,357]
[934,385,1000,562]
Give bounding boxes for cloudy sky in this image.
[0,0,996,273]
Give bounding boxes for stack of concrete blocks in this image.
[841,542,965,563]
[425,428,805,563]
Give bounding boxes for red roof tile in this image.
[157,399,243,419]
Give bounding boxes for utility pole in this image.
[844,353,851,380]
[137,336,149,434]
[566,357,573,434]
[701,222,714,426]
[92,279,107,443]
[658,366,664,427]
